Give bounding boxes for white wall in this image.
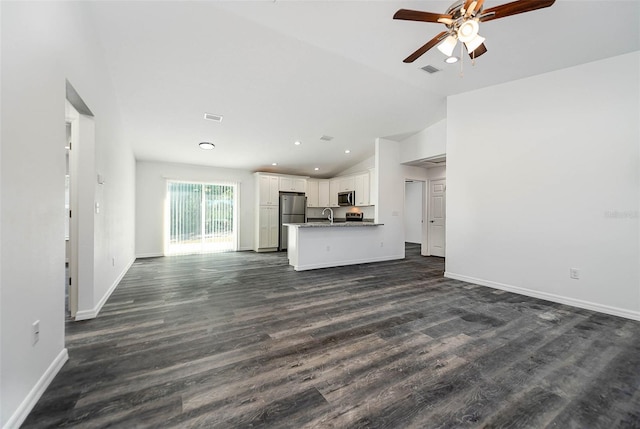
[426,166,446,181]
[337,155,374,176]
[374,138,432,259]
[399,118,446,164]
[397,119,448,253]
[136,161,256,256]
[307,206,375,220]
[0,2,135,427]
[446,52,640,320]
[404,181,423,244]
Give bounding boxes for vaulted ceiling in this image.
[87,1,639,178]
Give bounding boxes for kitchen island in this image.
[286,221,386,271]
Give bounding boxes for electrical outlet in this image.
[569,268,580,280]
[32,320,40,345]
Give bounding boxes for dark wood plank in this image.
[22,244,640,428]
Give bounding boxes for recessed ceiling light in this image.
[199,142,215,150]
[444,56,459,64]
[272,162,278,166]
[294,141,301,146]
[314,167,319,171]
[345,149,351,154]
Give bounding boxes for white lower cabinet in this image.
[256,205,278,251]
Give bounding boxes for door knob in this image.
[429,220,434,223]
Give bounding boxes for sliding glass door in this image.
[166,181,238,255]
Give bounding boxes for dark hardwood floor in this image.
[23,244,640,428]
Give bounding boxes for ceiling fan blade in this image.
[403,31,448,63]
[480,0,555,22]
[468,43,488,59]
[394,9,453,23]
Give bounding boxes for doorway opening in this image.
[65,80,95,321]
[404,180,425,251]
[65,122,72,318]
[65,102,78,319]
[404,177,447,258]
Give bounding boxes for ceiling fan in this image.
[393,0,556,63]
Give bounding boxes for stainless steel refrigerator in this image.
[279,194,306,251]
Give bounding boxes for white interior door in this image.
[428,179,446,257]
[404,181,424,245]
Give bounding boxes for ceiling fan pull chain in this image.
[459,42,464,78]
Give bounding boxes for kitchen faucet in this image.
[322,207,334,224]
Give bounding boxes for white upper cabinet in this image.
[306,180,319,207]
[368,168,377,206]
[354,172,370,206]
[339,176,356,192]
[329,179,340,207]
[258,174,280,206]
[318,180,330,207]
[280,177,306,193]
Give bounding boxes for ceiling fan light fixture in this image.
[464,34,485,53]
[436,35,458,57]
[444,56,459,64]
[457,19,479,43]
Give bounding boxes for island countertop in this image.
[285,222,383,228]
[286,221,394,271]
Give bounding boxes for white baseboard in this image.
[3,348,68,429]
[294,254,404,271]
[137,250,253,257]
[135,252,164,259]
[444,272,640,322]
[75,257,135,321]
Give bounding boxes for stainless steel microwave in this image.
[338,191,355,206]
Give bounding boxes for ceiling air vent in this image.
[204,112,223,123]
[320,135,334,142]
[421,65,440,74]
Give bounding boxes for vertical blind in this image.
[165,181,238,255]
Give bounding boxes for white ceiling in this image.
[86,1,639,178]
